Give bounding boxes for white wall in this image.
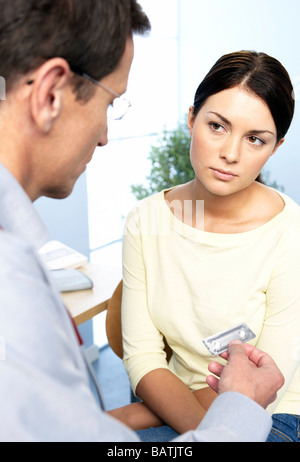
[87,0,180,255]
[178,0,300,203]
[88,0,180,346]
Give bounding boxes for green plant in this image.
[261,170,285,193]
[131,118,285,200]
[131,118,193,200]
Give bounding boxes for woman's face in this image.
[188,85,284,197]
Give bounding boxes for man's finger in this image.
[218,340,245,360]
[219,341,257,366]
[208,361,224,377]
[206,374,219,393]
[228,339,245,351]
[219,350,229,360]
[244,343,275,367]
[226,339,251,360]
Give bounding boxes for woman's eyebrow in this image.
[244,129,275,137]
[207,111,275,136]
[207,111,232,127]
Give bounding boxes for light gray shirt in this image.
[0,162,271,442]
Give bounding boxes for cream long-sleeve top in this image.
[122,187,300,416]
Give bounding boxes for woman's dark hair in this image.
[194,51,294,144]
[192,51,295,182]
[0,0,151,99]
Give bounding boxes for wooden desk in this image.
[62,263,122,326]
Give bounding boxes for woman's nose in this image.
[219,137,240,163]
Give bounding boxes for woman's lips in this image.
[211,168,238,181]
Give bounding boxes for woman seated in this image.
[110,50,300,443]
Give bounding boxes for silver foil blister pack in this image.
[203,323,256,355]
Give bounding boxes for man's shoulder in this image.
[0,230,41,278]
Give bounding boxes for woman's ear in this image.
[187,106,195,136]
[271,138,285,156]
[28,58,71,133]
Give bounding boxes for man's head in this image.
[0,0,150,100]
[0,0,150,200]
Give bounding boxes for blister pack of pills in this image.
[203,323,256,355]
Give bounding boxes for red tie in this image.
[66,308,83,345]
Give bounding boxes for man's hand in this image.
[206,340,285,409]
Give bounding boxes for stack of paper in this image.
[39,240,93,292]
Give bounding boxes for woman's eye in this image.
[210,122,225,133]
[248,136,265,146]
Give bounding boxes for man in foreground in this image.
[0,0,284,442]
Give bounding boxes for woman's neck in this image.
[164,179,284,234]
[191,178,256,216]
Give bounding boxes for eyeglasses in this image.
[70,66,132,121]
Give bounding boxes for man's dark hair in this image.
[0,0,151,99]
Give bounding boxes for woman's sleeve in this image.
[121,207,169,395]
[256,224,300,414]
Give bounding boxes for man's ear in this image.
[28,58,71,133]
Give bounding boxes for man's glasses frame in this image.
[70,66,132,121]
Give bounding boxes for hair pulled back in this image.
[193,51,294,145]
